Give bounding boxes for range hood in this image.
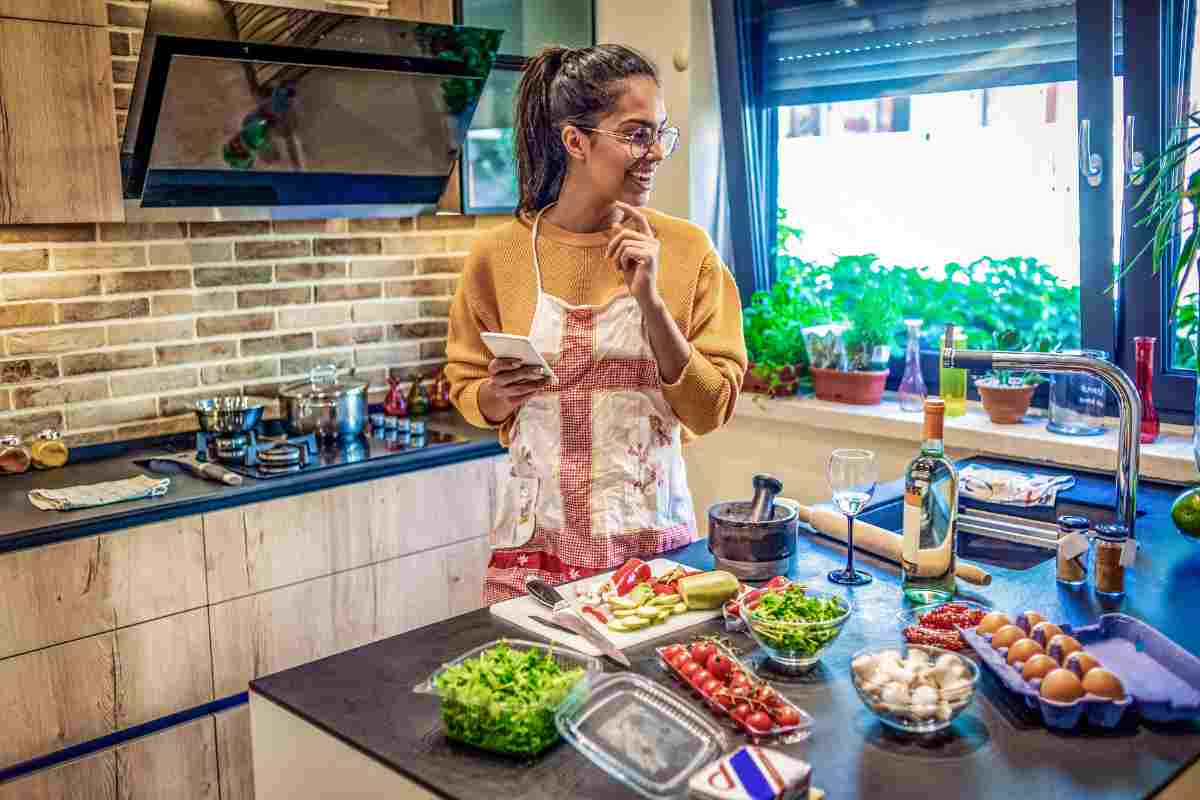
[122,0,502,219]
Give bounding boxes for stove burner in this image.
[257,461,303,476]
[213,434,249,462]
[258,444,302,466]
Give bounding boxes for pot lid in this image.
[280,364,368,400]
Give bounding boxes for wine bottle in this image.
[901,397,959,603]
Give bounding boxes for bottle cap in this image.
[1057,515,1091,534]
[1093,522,1129,542]
[923,397,945,439]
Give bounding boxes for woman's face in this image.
[572,76,668,207]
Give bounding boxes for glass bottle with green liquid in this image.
[939,324,967,417]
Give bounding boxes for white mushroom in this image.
[881,682,911,707]
[905,649,931,668]
[912,685,939,707]
[935,702,953,721]
[852,653,879,681]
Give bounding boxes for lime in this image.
[1170,487,1200,539]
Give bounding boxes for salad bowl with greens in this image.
[414,639,602,757]
[739,585,852,671]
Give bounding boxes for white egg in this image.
[881,681,911,706]
[912,685,939,707]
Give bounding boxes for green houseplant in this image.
[742,261,831,397]
[809,271,901,405]
[974,329,1046,424]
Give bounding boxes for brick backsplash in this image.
[0,1,502,446]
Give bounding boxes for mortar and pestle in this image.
[707,474,799,580]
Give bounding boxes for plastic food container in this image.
[850,644,979,734]
[962,613,1200,730]
[555,672,728,800]
[739,589,851,671]
[656,641,813,738]
[414,638,602,756]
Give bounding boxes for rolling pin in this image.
[796,503,992,587]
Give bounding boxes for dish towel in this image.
[958,465,1076,507]
[29,475,170,511]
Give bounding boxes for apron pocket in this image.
[491,474,539,550]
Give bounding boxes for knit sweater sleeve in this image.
[660,250,748,436]
[445,243,503,432]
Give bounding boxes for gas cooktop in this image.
[196,418,468,481]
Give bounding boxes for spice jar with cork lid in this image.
[1092,523,1133,598]
[30,429,69,470]
[0,435,32,475]
[1055,515,1090,587]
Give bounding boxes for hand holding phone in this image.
[480,332,555,378]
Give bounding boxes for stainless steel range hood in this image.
[121,0,502,220]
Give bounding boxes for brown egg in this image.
[1007,638,1045,666]
[1064,651,1102,679]
[1082,668,1127,701]
[1040,668,1086,703]
[1031,621,1065,647]
[1022,653,1059,682]
[1017,611,1046,635]
[977,612,1012,635]
[991,624,1025,650]
[1048,634,1083,664]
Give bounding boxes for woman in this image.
[445,44,747,604]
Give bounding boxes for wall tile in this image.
[159,391,223,418]
[189,222,269,239]
[272,220,347,235]
[99,224,187,242]
[0,225,94,244]
[0,249,49,273]
[112,369,198,399]
[64,430,115,447]
[108,320,194,347]
[350,259,414,279]
[0,303,54,330]
[157,341,238,366]
[0,410,65,438]
[351,301,419,324]
[317,326,383,348]
[101,270,191,294]
[388,363,444,383]
[420,300,451,317]
[386,278,454,298]
[66,399,157,430]
[116,416,197,440]
[315,283,381,303]
[277,306,349,330]
[354,344,421,367]
[421,341,448,360]
[280,353,353,376]
[417,214,474,230]
[53,246,146,272]
[196,313,274,338]
[62,349,155,377]
[235,240,311,261]
[149,242,231,266]
[4,275,101,301]
[13,379,109,410]
[348,217,414,233]
[240,333,313,357]
[200,360,279,386]
[382,236,445,256]
[389,321,449,340]
[237,287,311,308]
[59,299,150,323]
[7,327,106,356]
[275,262,346,282]
[151,293,235,316]
[314,238,382,257]
[0,358,59,385]
[417,255,466,275]
[195,266,273,288]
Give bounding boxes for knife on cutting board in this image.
[525,576,631,668]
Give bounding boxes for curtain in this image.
[713,0,777,304]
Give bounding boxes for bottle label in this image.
[902,491,922,566]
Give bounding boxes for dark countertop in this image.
[0,411,503,554]
[251,466,1200,800]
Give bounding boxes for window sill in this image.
[735,393,1198,486]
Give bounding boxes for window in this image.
[458,0,595,213]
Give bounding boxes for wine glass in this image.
[827,448,878,586]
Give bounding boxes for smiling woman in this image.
[443,45,748,604]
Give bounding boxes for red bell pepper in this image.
[612,558,652,595]
[652,582,678,595]
[581,605,607,624]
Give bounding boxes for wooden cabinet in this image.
[0,747,115,800]
[215,706,254,800]
[0,0,106,26]
[115,717,219,800]
[0,16,122,223]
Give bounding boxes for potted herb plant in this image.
[742,263,830,397]
[809,275,901,405]
[974,330,1046,424]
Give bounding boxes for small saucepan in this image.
[192,396,270,435]
[279,364,368,439]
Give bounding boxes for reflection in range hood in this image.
[122,0,502,219]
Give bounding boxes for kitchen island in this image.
[250,469,1200,800]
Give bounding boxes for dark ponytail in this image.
[514,44,659,215]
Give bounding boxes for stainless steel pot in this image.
[279,364,368,439]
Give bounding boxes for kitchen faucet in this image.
[941,332,1141,537]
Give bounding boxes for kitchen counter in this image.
[0,411,503,555]
[249,470,1200,800]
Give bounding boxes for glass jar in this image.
[30,429,69,470]
[407,378,431,417]
[898,319,927,412]
[938,324,967,417]
[1134,337,1160,444]
[1048,349,1109,436]
[1091,523,1128,598]
[1055,515,1090,587]
[0,435,32,474]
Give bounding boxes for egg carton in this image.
[961,613,1200,730]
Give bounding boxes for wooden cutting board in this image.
[488,558,724,657]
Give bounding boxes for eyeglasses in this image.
[576,125,680,160]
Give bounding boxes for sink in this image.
[858,499,1056,572]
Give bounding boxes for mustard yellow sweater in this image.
[446,208,747,445]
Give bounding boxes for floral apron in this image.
[483,209,697,605]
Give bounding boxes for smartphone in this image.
[480,332,556,380]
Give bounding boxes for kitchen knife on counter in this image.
[134,454,243,486]
[524,576,631,668]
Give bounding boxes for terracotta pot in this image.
[744,363,803,397]
[977,381,1037,424]
[810,368,888,405]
